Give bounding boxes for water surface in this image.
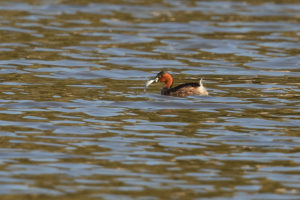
[0,0,299,199]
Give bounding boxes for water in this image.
[0,0,299,199]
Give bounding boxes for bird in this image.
[145,71,208,97]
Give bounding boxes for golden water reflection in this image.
[0,0,300,199]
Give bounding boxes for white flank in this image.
[199,78,208,95]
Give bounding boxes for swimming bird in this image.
[145,71,208,97]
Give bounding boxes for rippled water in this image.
[0,0,300,199]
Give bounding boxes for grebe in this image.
[145,71,208,97]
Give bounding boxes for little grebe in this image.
[145,71,208,97]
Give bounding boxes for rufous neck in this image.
[164,80,172,89]
[161,73,173,89]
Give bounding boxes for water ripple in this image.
[0,0,299,199]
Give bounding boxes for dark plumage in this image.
[146,71,208,97]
